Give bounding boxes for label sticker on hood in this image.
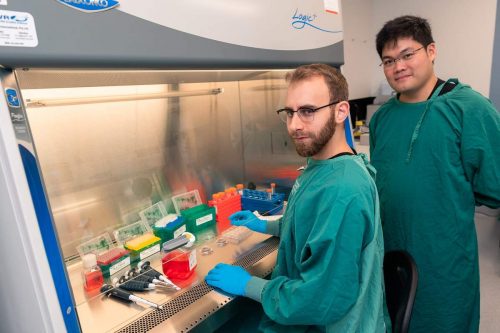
[0,10,38,47]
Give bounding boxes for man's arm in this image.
[460,95,500,208]
[255,194,374,326]
[230,210,282,236]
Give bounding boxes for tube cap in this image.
[83,253,97,268]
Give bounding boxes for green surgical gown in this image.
[246,154,386,332]
[369,80,500,333]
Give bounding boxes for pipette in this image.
[100,284,163,310]
[112,277,155,292]
[138,260,181,290]
[133,273,176,289]
[123,267,177,289]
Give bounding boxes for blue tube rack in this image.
[241,189,284,215]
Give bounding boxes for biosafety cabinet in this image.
[0,1,344,332]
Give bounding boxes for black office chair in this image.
[383,250,418,333]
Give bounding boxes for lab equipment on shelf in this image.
[77,233,131,278]
[112,265,178,291]
[152,214,187,248]
[114,221,161,264]
[161,232,197,281]
[180,204,216,234]
[161,232,195,252]
[241,188,285,215]
[172,190,202,215]
[81,253,104,292]
[112,276,155,292]
[139,201,168,227]
[100,284,163,310]
[208,187,242,232]
[220,226,252,244]
[138,261,180,290]
[96,248,131,278]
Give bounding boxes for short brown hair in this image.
[286,63,349,102]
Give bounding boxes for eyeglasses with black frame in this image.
[276,100,340,123]
[379,46,425,68]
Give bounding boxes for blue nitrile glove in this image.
[205,263,251,296]
[229,210,267,233]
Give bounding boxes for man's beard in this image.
[290,111,336,157]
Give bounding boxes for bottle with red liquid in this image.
[162,248,197,281]
[82,253,104,292]
[161,232,197,282]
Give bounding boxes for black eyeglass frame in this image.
[379,46,425,68]
[276,100,341,123]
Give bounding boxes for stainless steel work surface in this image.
[68,231,278,332]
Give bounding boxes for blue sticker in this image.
[56,0,120,13]
[5,88,20,108]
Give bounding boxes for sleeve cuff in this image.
[265,219,281,237]
[245,276,268,302]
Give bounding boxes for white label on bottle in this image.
[173,224,186,239]
[109,257,130,276]
[188,250,197,271]
[139,244,160,260]
[196,214,212,226]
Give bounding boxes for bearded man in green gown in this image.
[206,64,386,332]
[370,15,500,333]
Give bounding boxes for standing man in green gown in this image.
[370,15,500,332]
[206,64,386,332]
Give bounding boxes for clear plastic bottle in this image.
[82,253,104,292]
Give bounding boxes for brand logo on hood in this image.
[291,8,341,34]
[56,0,119,13]
[5,88,20,108]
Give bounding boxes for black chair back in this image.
[383,250,418,333]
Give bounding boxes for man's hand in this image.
[205,263,251,296]
[229,210,267,233]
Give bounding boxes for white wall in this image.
[490,0,500,108]
[342,0,498,99]
[341,0,377,99]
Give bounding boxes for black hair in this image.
[376,15,434,58]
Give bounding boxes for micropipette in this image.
[112,277,155,292]
[123,267,175,289]
[100,284,163,310]
[133,273,176,289]
[138,261,180,290]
